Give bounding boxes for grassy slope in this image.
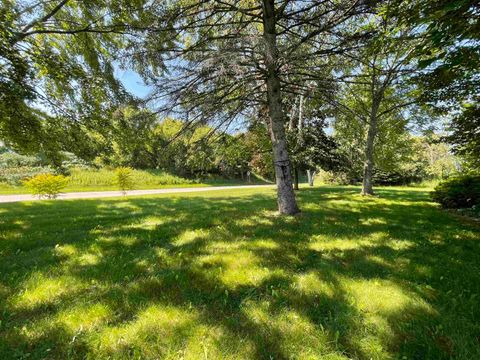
[0,186,478,359]
[0,167,268,195]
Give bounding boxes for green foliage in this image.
[416,135,459,179]
[0,152,51,185]
[287,120,345,173]
[114,167,135,194]
[315,170,351,185]
[431,175,480,209]
[214,134,252,177]
[331,125,459,186]
[0,1,132,160]
[397,1,479,169]
[243,124,274,180]
[446,103,480,169]
[333,90,422,185]
[0,152,43,168]
[23,173,68,199]
[373,169,423,186]
[102,107,160,169]
[402,0,479,108]
[98,115,253,179]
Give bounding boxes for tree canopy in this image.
[0,0,477,213]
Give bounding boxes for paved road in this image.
[0,185,274,204]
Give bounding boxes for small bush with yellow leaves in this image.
[114,167,135,194]
[23,173,68,199]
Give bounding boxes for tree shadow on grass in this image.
[0,187,479,359]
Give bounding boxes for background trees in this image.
[0,0,133,155]
[398,0,479,169]
[332,2,422,195]
[0,0,477,213]
[119,0,372,213]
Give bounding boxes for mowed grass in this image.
[0,186,479,359]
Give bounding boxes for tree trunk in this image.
[307,169,315,187]
[294,168,299,190]
[361,106,379,196]
[298,94,304,131]
[262,0,299,215]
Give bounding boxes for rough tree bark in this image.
[361,100,380,196]
[262,0,300,215]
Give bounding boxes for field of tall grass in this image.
[68,167,196,187]
[0,167,267,195]
[0,167,200,194]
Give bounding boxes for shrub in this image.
[23,174,68,199]
[373,169,423,186]
[115,167,135,194]
[0,166,54,186]
[0,152,52,185]
[316,170,351,185]
[431,175,480,208]
[0,152,44,168]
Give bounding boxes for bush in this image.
[115,167,135,194]
[316,170,351,185]
[0,166,54,186]
[0,152,52,185]
[0,152,44,168]
[373,169,423,186]
[431,175,480,208]
[23,174,68,199]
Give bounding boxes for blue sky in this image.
[115,68,152,98]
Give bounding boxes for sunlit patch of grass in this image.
[22,303,112,342]
[360,217,387,225]
[53,244,77,258]
[243,299,336,359]
[12,273,89,310]
[293,271,335,297]
[174,229,209,246]
[345,278,434,315]
[93,305,199,358]
[198,249,273,288]
[0,185,478,359]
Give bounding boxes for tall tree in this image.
[333,5,420,195]
[0,0,133,158]
[397,0,479,168]
[124,0,369,214]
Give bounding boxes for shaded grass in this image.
[0,185,479,359]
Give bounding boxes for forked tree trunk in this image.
[262,0,300,215]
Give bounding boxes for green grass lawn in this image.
[0,186,479,359]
